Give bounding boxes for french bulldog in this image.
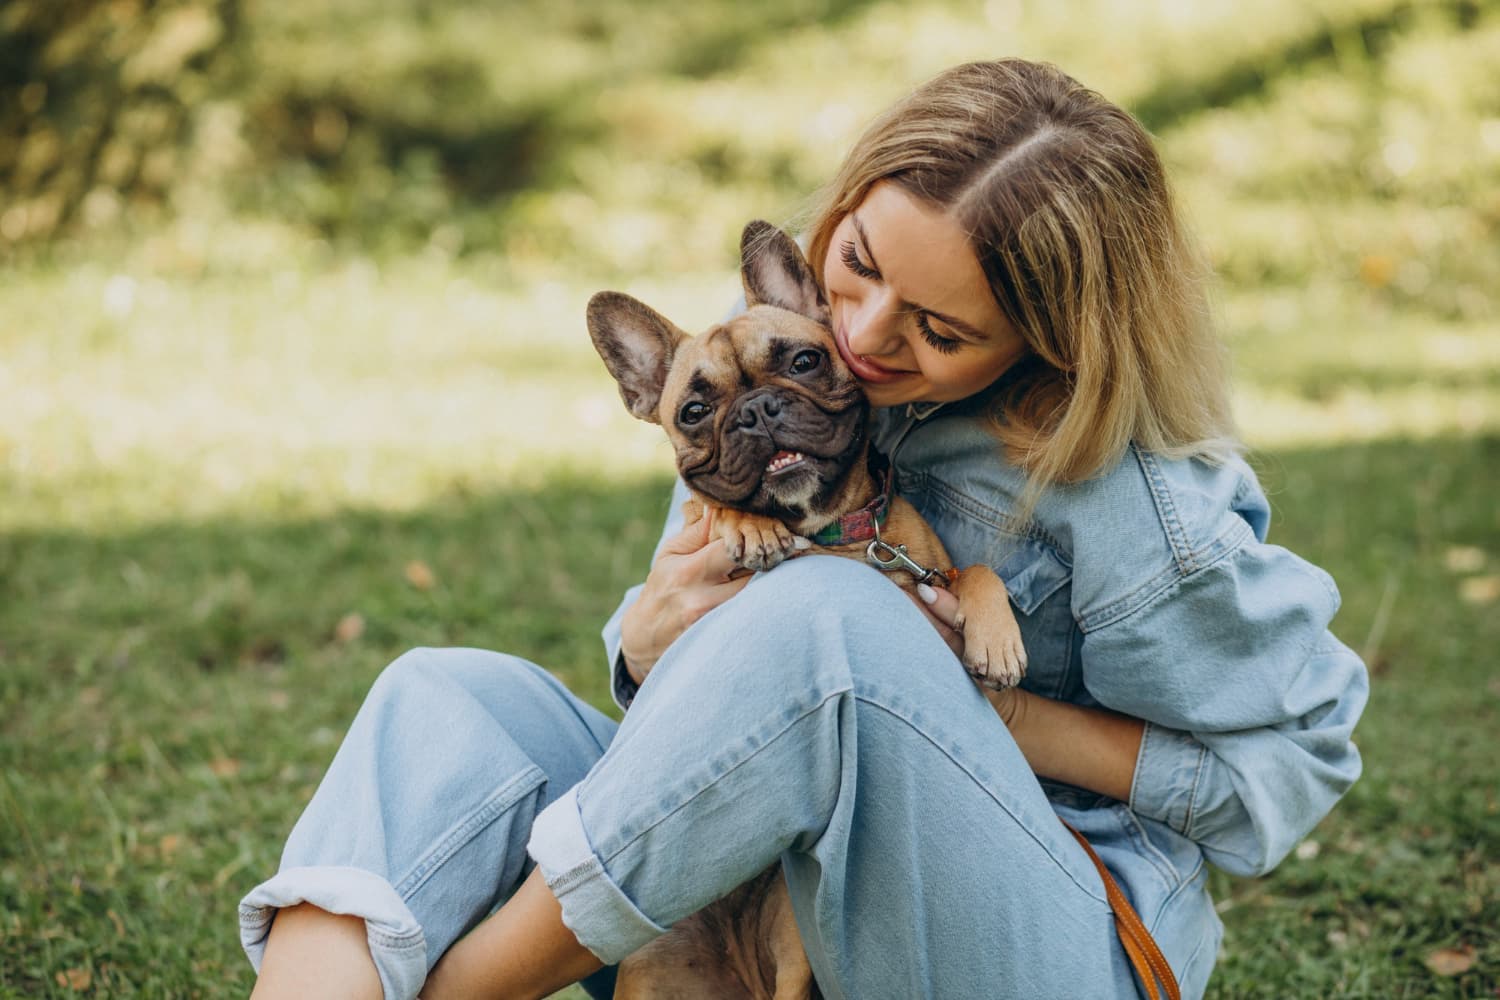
[585,220,1028,1000]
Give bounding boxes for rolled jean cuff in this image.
[239,865,427,1000]
[527,786,666,965]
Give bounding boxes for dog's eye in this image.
[789,350,822,375]
[679,401,712,426]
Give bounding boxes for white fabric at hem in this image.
[239,864,428,1000]
[527,786,667,965]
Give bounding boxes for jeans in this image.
[241,555,1212,998]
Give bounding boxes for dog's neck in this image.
[785,451,882,538]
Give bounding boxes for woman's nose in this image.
[845,290,903,357]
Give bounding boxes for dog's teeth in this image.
[766,451,806,473]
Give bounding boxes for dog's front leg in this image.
[710,507,802,572]
[950,566,1028,689]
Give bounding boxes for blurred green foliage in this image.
[4,0,1498,306]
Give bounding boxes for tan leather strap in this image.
[1062,820,1181,1000]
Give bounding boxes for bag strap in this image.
[1061,820,1181,1000]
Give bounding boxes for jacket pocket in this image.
[989,535,1071,616]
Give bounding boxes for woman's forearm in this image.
[988,689,1144,803]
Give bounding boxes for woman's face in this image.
[822,180,1028,409]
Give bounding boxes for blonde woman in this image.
[241,60,1367,999]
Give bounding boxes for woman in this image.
[241,59,1367,999]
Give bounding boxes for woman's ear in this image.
[739,220,830,326]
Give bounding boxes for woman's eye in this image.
[917,315,962,355]
[679,401,712,425]
[839,239,879,280]
[789,350,822,375]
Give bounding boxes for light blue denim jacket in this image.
[605,398,1368,884]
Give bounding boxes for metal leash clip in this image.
[865,522,945,587]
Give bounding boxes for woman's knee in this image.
[368,647,545,711]
[733,555,916,633]
[671,555,945,696]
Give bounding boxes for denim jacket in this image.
[604,397,1368,884]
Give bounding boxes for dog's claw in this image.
[961,622,1027,690]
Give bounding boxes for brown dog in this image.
[586,221,1027,999]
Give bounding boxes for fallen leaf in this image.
[1459,575,1500,605]
[1443,546,1486,573]
[159,833,183,858]
[56,968,91,990]
[1425,945,1475,976]
[209,757,241,778]
[1359,254,1396,288]
[108,909,126,937]
[333,612,366,643]
[267,689,290,710]
[239,636,286,666]
[404,560,437,590]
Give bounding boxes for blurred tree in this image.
[0,0,239,249]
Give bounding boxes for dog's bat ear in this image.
[586,291,686,424]
[740,220,829,326]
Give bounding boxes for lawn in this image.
[2,0,1497,996]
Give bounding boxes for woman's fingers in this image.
[916,583,961,627]
[911,584,965,657]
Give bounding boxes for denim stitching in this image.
[918,473,1066,551]
[1050,618,1078,701]
[394,764,546,899]
[1182,740,1208,839]
[855,698,1110,906]
[600,686,855,862]
[1078,519,1252,633]
[367,925,425,949]
[593,686,1108,908]
[1145,853,1208,938]
[547,857,603,894]
[1111,803,1180,890]
[1135,448,1195,574]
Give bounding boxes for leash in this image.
[1061,820,1181,1000]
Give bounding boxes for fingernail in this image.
[793,536,813,550]
[917,583,937,605]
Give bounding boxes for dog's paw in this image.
[715,511,798,572]
[961,620,1028,690]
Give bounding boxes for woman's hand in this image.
[619,510,758,685]
[910,583,1025,727]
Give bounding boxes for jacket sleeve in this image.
[1079,527,1369,877]
[602,478,693,711]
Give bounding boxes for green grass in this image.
[3,0,1499,996]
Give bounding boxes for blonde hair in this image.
[804,59,1239,512]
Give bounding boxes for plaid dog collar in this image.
[808,457,893,546]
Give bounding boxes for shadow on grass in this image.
[0,433,1496,996]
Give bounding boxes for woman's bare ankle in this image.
[250,902,382,1000]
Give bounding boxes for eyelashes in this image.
[838,239,961,354]
[839,239,878,280]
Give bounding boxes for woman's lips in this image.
[835,327,909,384]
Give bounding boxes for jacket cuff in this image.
[1128,721,1208,836]
[603,583,644,712]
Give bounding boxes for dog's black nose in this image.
[737,391,783,428]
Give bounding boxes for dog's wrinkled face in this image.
[588,222,870,524]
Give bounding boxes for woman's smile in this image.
[822,181,1029,408]
[833,324,913,383]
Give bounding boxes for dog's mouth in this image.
[765,451,808,476]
